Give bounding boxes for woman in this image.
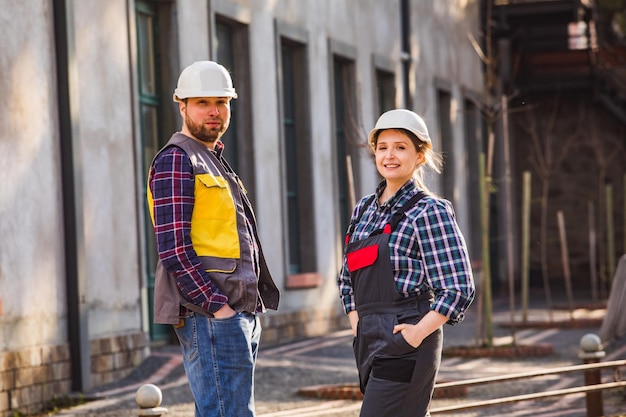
[338,109,475,417]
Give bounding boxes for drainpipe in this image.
[400,0,412,108]
[52,0,91,392]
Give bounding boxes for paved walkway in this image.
[54,295,626,417]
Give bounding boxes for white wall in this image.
[72,0,142,336]
[0,0,143,352]
[0,0,67,350]
[179,0,211,65]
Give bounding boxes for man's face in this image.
[180,97,231,148]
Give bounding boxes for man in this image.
[147,61,280,417]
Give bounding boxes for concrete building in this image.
[0,0,483,414]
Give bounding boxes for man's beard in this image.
[185,115,227,144]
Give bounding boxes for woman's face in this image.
[374,129,423,186]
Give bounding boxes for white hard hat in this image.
[173,61,237,102]
[368,109,431,148]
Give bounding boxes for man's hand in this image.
[213,304,237,319]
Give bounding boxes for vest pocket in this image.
[195,174,235,220]
[193,174,240,258]
[199,256,237,274]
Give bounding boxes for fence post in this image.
[135,383,168,416]
[578,333,605,417]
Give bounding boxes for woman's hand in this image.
[348,310,359,336]
[392,322,426,348]
[393,310,448,348]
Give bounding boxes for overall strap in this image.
[345,191,426,242]
[384,191,426,234]
[345,194,377,243]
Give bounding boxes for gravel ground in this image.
[49,295,626,417]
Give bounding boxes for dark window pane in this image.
[137,12,156,96]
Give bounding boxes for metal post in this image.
[578,334,605,417]
[53,0,91,392]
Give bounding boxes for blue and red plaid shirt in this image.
[338,179,475,324]
[149,145,229,313]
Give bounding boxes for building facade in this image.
[0,0,483,414]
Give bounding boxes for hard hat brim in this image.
[368,109,431,148]
[173,89,238,102]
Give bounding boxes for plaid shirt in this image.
[149,145,229,313]
[338,179,475,324]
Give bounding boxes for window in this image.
[135,0,176,342]
[214,17,256,201]
[332,55,360,233]
[136,3,160,188]
[279,39,315,276]
[464,98,482,259]
[437,88,454,201]
[375,68,396,115]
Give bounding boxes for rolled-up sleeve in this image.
[416,200,475,324]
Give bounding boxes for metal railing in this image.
[430,334,626,416]
[431,361,626,414]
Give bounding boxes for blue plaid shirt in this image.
[338,179,475,324]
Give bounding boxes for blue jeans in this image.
[174,311,261,417]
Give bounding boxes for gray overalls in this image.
[345,192,442,417]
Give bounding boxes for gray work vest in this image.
[151,133,279,324]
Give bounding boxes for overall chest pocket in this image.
[346,244,379,272]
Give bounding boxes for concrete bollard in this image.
[578,333,605,417]
[134,384,168,416]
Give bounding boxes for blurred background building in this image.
[0,0,623,415]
